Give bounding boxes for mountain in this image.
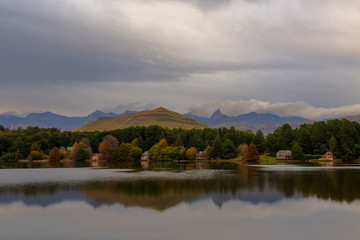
[0,110,122,130]
[75,107,210,131]
[184,109,310,134]
[343,115,360,123]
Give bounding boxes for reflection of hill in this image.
[82,189,203,211]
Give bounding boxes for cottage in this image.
[141,151,149,161]
[276,150,292,160]
[195,151,207,160]
[322,151,333,160]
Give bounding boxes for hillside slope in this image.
[75,107,210,131]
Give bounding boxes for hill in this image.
[75,107,209,131]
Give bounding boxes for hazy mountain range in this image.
[1,108,359,133]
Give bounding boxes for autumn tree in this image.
[159,138,168,149]
[238,144,248,157]
[70,142,79,160]
[48,147,61,163]
[186,147,198,160]
[99,135,119,161]
[103,135,119,150]
[245,144,260,162]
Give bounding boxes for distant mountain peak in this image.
[211,108,225,120]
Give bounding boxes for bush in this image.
[29,151,45,161]
[0,152,16,163]
[159,147,181,161]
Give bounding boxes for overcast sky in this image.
[1,0,359,119]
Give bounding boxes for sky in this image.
[0,0,359,120]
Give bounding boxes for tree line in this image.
[0,118,360,163]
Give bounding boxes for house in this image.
[141,151,149,161]
[322,151,333,160]
[276,150,292,160]
[195,151,207,160]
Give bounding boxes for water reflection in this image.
[1,164,360,210]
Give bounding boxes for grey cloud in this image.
[0,0,359,115]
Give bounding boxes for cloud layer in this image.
[188,99,360,120]
[0,0,359,116]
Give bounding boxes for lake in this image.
[1,162,360,240]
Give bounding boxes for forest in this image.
[0,118,360,163]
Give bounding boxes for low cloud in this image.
[187,99,360,120]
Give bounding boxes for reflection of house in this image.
[322,151,333,160]
[195,151,206,160]
[141,151,149,161]
[276,150,292,160]
[92,153,99,161]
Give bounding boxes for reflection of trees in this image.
[1,166,360,210]
[265,169,360,203]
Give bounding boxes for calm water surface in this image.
[1,162,360,240]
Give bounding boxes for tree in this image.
[31,141,42,152]
[159,138,168,149]
[252,130,265,153]
[175,135,183,147]
[159,147,181,161]
[245,144,260,161]
[118,143,132,162]
[76,142,90,164]
[291,143,304,161]
[148,144,161,161]
[222,139,237,159]
[204,145,212,159]
[70,142,79,160]
[130,146,143,161]
[48,147,61,163]
[238,144,248,157]
[28,151,44,161]
[103,135,119,151]
[212,135,222,159]
[99,136,119,161]
[186,147,197,160]
[329,136,338,157]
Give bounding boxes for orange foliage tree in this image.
[245,144,260,161]
[48,147,60,163]
[70,142,79,160]
[186,147,198,160]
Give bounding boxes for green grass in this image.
[258,156,277,165]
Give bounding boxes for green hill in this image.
[75,107,210,131]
